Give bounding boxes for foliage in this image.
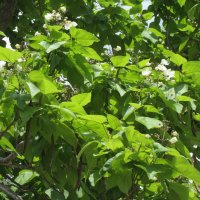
[0,0,200,199]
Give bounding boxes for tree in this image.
[0,0,200,199]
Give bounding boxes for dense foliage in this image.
[0,0,200,199]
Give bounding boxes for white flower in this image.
[16,64,22,71]
[155,64,167,72]
[0,61,6,72]
[161,59,169,66]
[15,44,21,49]
[145,134,151,139]
[43,24,48,29]
[171,131,178,137]
[114,46,121,51]
[64,21,77,30]
[146,61,151,66]
[17,57,24,63]
[45,13,53,21]
[35,31,41,36]
[55,13,61,21]
[60,6,67,14]
[164,69,175,80]
[142,68,152,76]
[169,137,178,144]
[152,176,157,181]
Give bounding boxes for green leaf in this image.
[182,61,200,74]
[26,82,40,97]
[169,156,200,185]
[179,37,189,52]
[15,170,39,185]
[60,102,86,115]
[144,105,161,115]
[138,59,151,67]
[72,45,102,61]
[143,12,154,20]
[0,31,5,36]
[111,54,130,67]
[177,0,186,7]
[70,28,99,46]
[29,71,59,94]
[0,137,16,152]
[167,182,189,200]
[135,116,163,129]
[46,41,65,53]
[78,115,107,123]
[0,47,22,62]
[170,54,187,66]
[71,93,91,106]
[107,114,122,130]
[188,3,200,20]
[77,141,99,163]
[54,122,77,147]
[47,104,76,121]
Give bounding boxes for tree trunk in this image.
[0,0,17,31]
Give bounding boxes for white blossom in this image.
[145,134,151,139]
[15,44,21,49]
[43,24,48,29]
[55,13,61,21]
[155,64,167,72]
[142,68,152,77]
[114,46,121,51]
[164,69,175,80]
[16,64,22,71]
[35,31,41,36]
[146,61,151,66]
[2,37,13,50]
[171,131,178,137]
[45,13,54,21]
[161,59,169,66]
[169,137,178,144]
[17,57,25,63]
[64,21,77,30]
[0,61,6,72]
[60,6,67,14]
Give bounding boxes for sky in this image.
[142,0,151,10]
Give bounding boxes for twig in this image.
[0,182,22,200]
[0,163,30,169]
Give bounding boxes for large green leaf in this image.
[167,182,189,200]
[70,28,99,46]
[182,61,200,74]
[170,53,187,66]
[15,170,39,185]
[168,155,200,185]
[29,71,59,94]
[111,54,130,67]
[135,116,163,129]
[0,47,22,62]
[46,41,65,53]
[107,114,122,130]
[71,92,91,106]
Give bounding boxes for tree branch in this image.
[0,182,22,200]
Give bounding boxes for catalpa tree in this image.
[0,0,200,199]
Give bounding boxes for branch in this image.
[0,182,22,200]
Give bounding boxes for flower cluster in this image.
[155,59,175,81]
[45,10,62,22]
[44,6,78,31]
[63,19,78,30]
